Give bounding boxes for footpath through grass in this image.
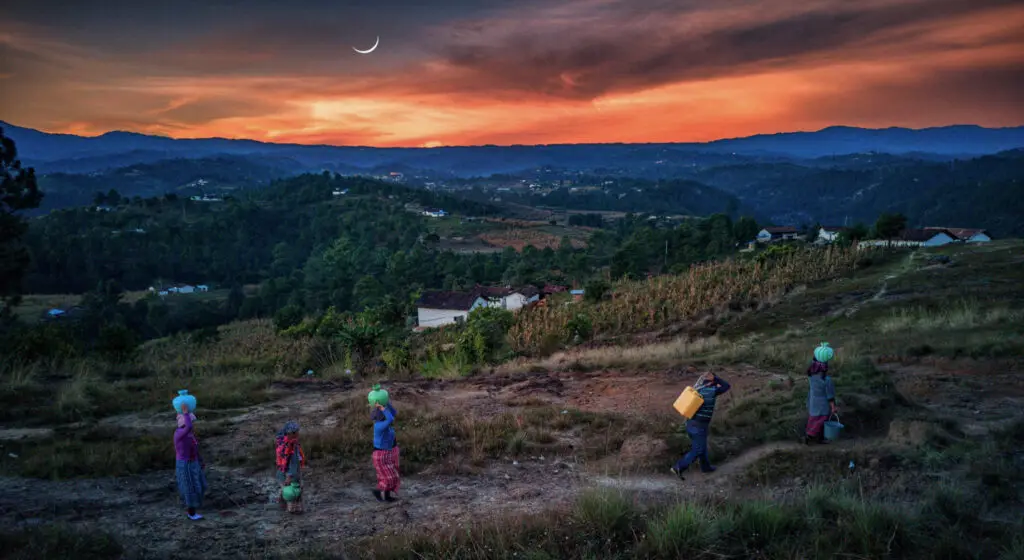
[359,422,1023,559]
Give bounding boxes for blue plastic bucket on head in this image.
[824,414,844,441]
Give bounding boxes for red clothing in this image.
[372,446,401,492]
[806,414,828,437]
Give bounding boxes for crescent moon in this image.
[353,36,379,54]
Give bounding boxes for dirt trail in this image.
[3,351,1012,559]
[0,366,800,559]
[1,436,865,559]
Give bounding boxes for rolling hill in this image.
[3,120,1023,177]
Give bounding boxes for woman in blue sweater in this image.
[671,373,731,479]
[371,401,400,502]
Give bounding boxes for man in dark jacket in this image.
[671,373,731,479]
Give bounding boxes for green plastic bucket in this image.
[282,482,302,502]
[824,414,844,441]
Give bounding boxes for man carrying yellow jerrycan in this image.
[670,372,731,479]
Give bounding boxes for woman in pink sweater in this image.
[174,403,207,520]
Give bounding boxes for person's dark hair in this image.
[371,408,386,422]
[807,358,829,377]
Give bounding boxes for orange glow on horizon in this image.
[2,1,1022,147]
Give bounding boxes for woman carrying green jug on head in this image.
[804,342,839,445]
[369,384,400,502]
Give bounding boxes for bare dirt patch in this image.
[880,358,1024,434]
[4,352,1023,558]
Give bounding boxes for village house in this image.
[422,208,448,218]
[756,226,800,243]
[817,226,848,243]
[858,228,957,248]
[542,284,568,296]
[415,290,488,329]
[924,227,992,243]
[190,194,223,202]
[475,285,541,311]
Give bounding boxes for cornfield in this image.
[507,246,868,355]
[479,228,587,251]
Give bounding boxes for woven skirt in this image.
[175,459,208,509]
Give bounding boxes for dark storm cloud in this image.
[423,0,1024,100]
[1,0,1022,144]
[799,61,1024,125]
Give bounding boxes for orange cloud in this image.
[1,0,1022,146]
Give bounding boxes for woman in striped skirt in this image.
[174,403,207,520]
[371,402,400,502]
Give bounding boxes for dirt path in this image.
[4,351,1012,559]
[0,365,812,559]
[0,430,874,559]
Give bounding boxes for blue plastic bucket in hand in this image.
[824,414,844,441]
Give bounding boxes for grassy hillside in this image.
[1,241,1021,558]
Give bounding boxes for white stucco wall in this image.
[417,298,487,328]
[818,229,841,242]
[922,233,955,247]
[505,293,528,310]
[417,308,468,328]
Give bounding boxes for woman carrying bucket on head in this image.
[804,342,839,445]
[172,390,207,521]
[369,384,400,502]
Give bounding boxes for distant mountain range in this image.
[3,120,1023,176]
[3,120,1023,238]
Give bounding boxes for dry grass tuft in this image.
[877,299,1024,334]
[498,336,724,374]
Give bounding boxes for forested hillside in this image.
[692,150,1024,234]
[24,172,756,311]
[30,155,304,213]
[459,177,743,217]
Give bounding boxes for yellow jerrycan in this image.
[672,385,705,419]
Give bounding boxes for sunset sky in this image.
[1,0,1022,147]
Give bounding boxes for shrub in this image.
[564,313,593,343]
[273,304,304,331]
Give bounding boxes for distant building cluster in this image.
[415,284,572,329]
[856,227,991,248]
[150,284,210,296]
[754,226,992,248]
